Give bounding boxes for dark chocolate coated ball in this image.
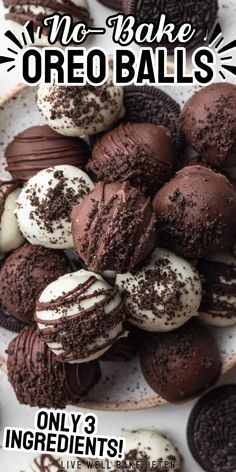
[0,243,72,323]
[7,327,100,408]
[180,83,236,167]
[71,181,157,273]
[152,165,236,259]
[140,320,221,402]
[87,123,175,195]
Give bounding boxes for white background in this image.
[0,1,236,471]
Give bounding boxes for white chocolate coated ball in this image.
[15,165,94,249]
[0,183,24,254]
[35,269,125,363]
[116,247,202,332]
[37,68,125,138]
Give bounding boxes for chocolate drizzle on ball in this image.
[35,274,126,362]
[87,123,175,195]
[140,320,222,402]
[32,454,62,472]
[123,86,184,155]
[5,125,90,182]
[7,327,101,408]
[71,181,157,273]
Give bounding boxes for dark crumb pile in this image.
[39,84,122,135]
[7,327,101,408]
[27,169,90,233]
[187,385,236,472]
[121,256,200,327]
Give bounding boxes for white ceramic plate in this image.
[0,84,236,411]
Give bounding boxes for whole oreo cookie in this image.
[123,0,218,51]
[123,86,184,154]
[187,385,236,472]
[97,0,123,10]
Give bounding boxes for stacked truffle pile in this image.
[2,79,236,409]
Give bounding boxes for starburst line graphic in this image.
[206,23,236,81]
[0,21,36,72]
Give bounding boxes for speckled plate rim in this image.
[1,78,236,412]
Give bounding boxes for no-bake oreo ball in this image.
[7,327,100,408]
[0,243,72,323]
[116,248,202,332]
[3,0,90,45]
[87,123,175,195]
[180,83,236,168]
[15,165,94,249]
[35,269,126,363]
[153,166,236,259]
[198,251,236,327]
[37,69,125,138]
[71,181,157,273]
[0,180,24,254]
[5,125,90,182]
[140,320,222,402]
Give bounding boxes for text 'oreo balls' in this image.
[7,327,101,408]
[37,67,125,138]
[198,251,236,327]
[152,165,236,259]
[0,180,24,255]
[15,165,94,249]
[187,385,236,472]
[5,125,90,182]
[123,86,184,155]
[123,0,218,51]
[0,243,72,324]
[116,248,202,332]
[87,123,175,196]
[180,83,236,169]
[71,181,157,273]
[140,320,222,402]
[35,270,126,363]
